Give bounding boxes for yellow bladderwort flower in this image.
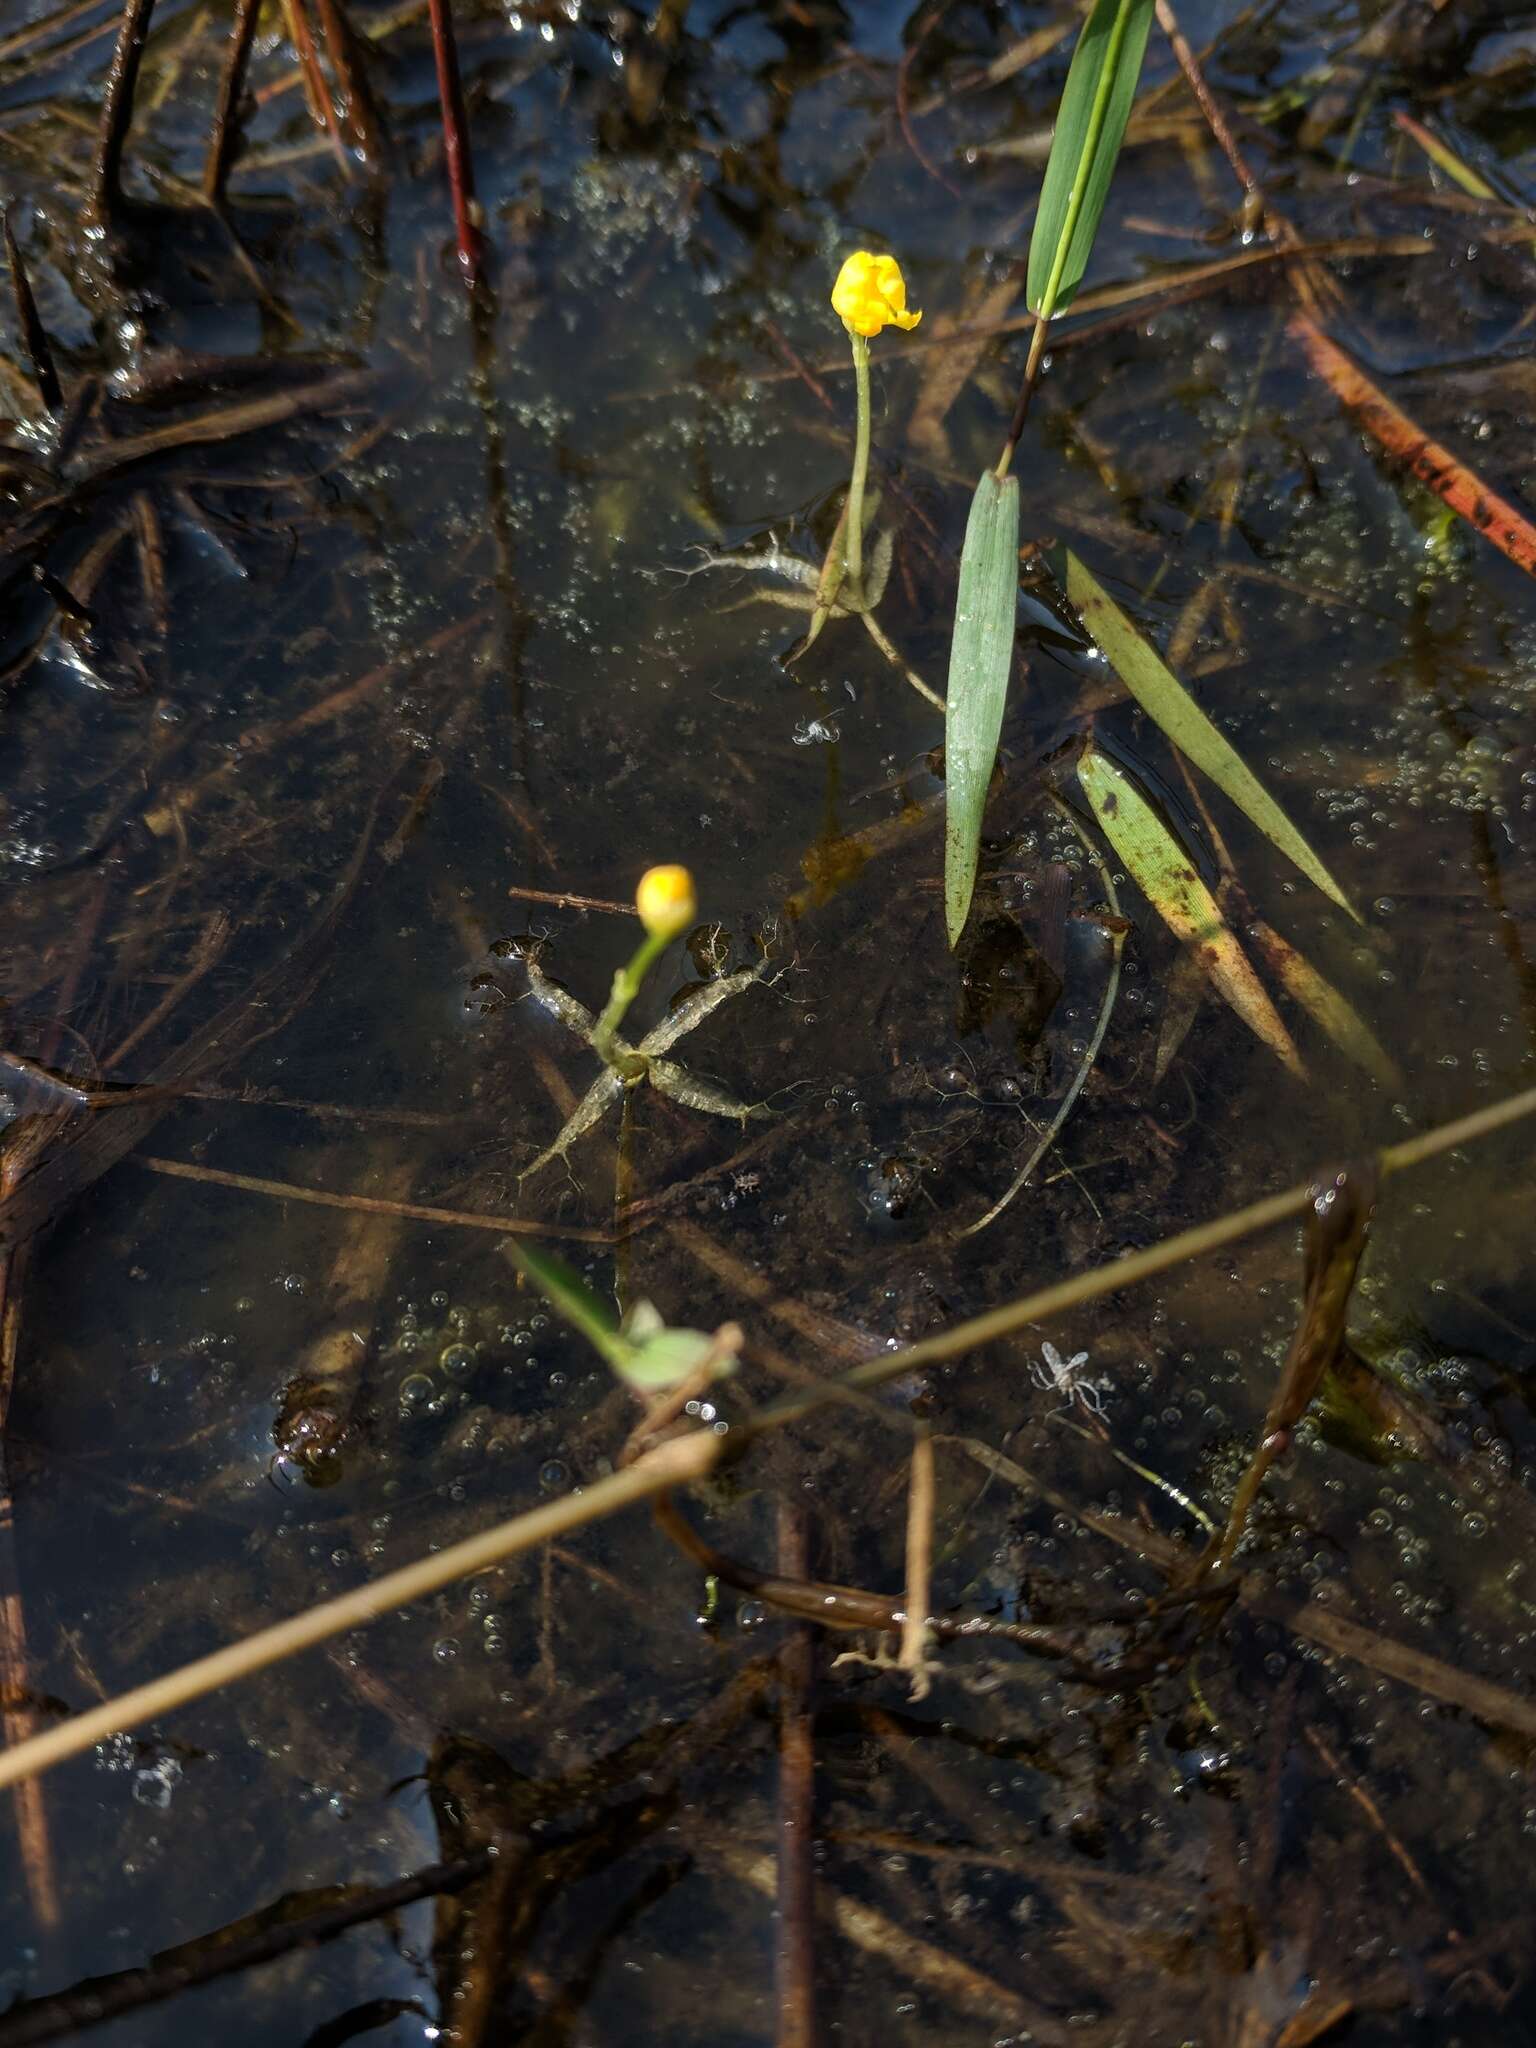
[635,864,697,943]
[593,865,699,1074]
[831,250,922,338]
[828,252,920,605]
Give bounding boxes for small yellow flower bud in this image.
[635,864,697,942]
[831,250,921,339]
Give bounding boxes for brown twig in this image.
[101,912,232,1071]
[129,1153,610,1243]
[2,214,62,414]
[1153,0,1261,209]
[89,0,157,225]
[0,0,115,64]
[506,884,635,917]
[202,0,263,200]
[775,1499,817,2048]
[895,2,963,201]
[280,0,350,176]
[313,0,385,164]
[0,1429,725,1794]
[0,1512,59,1935]
[0,879,107,1936]
[897,1428,935,1694]
[1204,1162,1377,1573]
[425,0,482,284]
[0,1856,488,2047]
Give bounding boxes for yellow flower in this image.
[831,250,921,338]
[635,864,697,942]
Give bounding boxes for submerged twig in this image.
[89,0,157,224]
[775,1499,817,2048]
[2,1089,1534,1792]
[426,0,482,283]
[0,1430,725,1795]
[280,0,350,175]
[203,0,263,201]
[0,1856,489,2048]
[2,214,62,413]
[130,1155,609,1244]
[1289,315,1536,580]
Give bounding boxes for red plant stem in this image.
[426,0,483,285]
[204,0,263,200]
[1289,315,1536,580]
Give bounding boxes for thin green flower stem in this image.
[958,795,1122,1236]
[592,927,669,1075]
[845,330,871,596]
[858,609,945,711]
[997,0,1141,480]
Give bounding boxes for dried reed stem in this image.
[0,1430,724,1794]
[897,1429,934,1694]
[2,1085,1534,1798]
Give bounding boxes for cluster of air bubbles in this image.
[466,1582,511,1658]
[131,1756,183,1810]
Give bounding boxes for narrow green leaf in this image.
[504,1240,628,1369]
[1026,0,1155,321]
[1077,743,1305,1078]
[1062,549,1361,921]
[943,470,1020,948]
[1245,916,1402,1088]
[505,1244,736,1393]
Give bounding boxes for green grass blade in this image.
[1062,549,1361,921]
[1026,0,1154,320]
[506,1243,735,1392]
[504,1240,628,1369]
[943,470,1020,948]
[1245,916,1402,1088]
[1077,742,1306,1077]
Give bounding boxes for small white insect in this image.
[1031,1342,1111,1418]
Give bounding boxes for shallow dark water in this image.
[3,0,1536,2041]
